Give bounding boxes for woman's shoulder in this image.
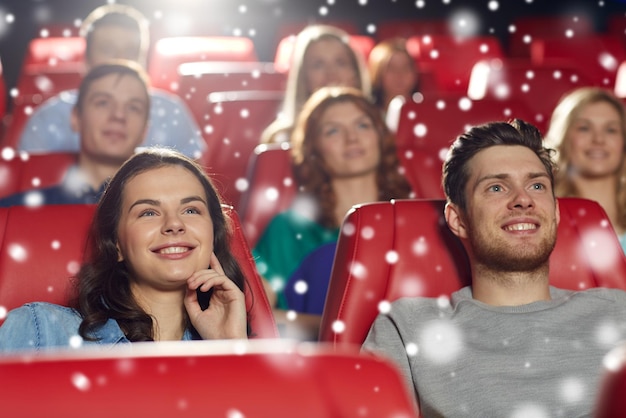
[7,302,81,324]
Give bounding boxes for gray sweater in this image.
[362,286,626,418]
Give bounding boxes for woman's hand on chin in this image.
[184,253,247,340]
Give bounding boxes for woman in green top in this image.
[253,86,413,339]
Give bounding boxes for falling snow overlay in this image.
[0,0,625,416]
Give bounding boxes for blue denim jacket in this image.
[0,302,194,354]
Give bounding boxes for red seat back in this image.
[407,34,505,94]
[507,14,594,57]
[197,90,284,210]
[467,58,594,133]
[319,198,626,346]
[238,143,297,248]
[530,35,626,88]
[0,204,278,337]
[0,341,418,418]
[177,61,286,128]
[148,36,258,92]
[0,152,76,199]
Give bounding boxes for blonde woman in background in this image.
[545,87,626,251]
[261,24,371,144]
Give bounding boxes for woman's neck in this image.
[331,174,379,225]
[130,284,187,341]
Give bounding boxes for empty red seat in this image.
[0,341,418,417]
[0,204,278,337]
[238,143,297,248]
[508,14,594,57]
[387,94,534,156]
[468,58,594,133]
[197,90,284,210]
[320,198,626,346]
[406,34,505,94]
[177,61,286,127]
[530,34,626,88]
[148,36,258,92]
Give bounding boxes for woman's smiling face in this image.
[116,164,214,291]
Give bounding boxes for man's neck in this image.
[470,263,551,306]
[77,154,125,190]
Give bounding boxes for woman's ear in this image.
[116,243,124,262]
[445,202,468,240]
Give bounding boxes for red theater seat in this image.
[319,198,626,346]
[177,61,286,127]
[406,34,505,94]
[0,341,419,418]
[0,204,278,337]
[238,143,297,248]
[467,58,593,134]
[530,35,626,88]
[148,36,258,92]
[595,343,626,418]
[197,90,284,210]
[4,37,85,149]
[0,152,76,199]
[507,14,594,57]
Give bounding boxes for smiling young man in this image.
[0,61,149,207]
[363,119,626,417]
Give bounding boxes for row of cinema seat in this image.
[0,197,624,342]
[0,197,625,416]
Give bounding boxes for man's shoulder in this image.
[576,286,626,304]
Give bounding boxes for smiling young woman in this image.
[0,148,249,353]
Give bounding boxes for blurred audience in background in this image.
[0,61,149,207]
[368,37,419,115]
[254,86,412,339]
[545,87,626,252]
[17,4,205,159]
[261,24,371,144]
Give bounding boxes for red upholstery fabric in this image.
[319,198,626,346]
[238,143,297,248]
[148,36,258,92]
[0,341,419,417]
[530,35,626,88]
[177,61,286,126]
[0,152,76,199]
[0,204,278,338]
[507,14,594,57]
[197,90,283,210]
[595,343,626,418]
[406,34,505,94]
[467,58,594,134]
[4,37,85,149]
